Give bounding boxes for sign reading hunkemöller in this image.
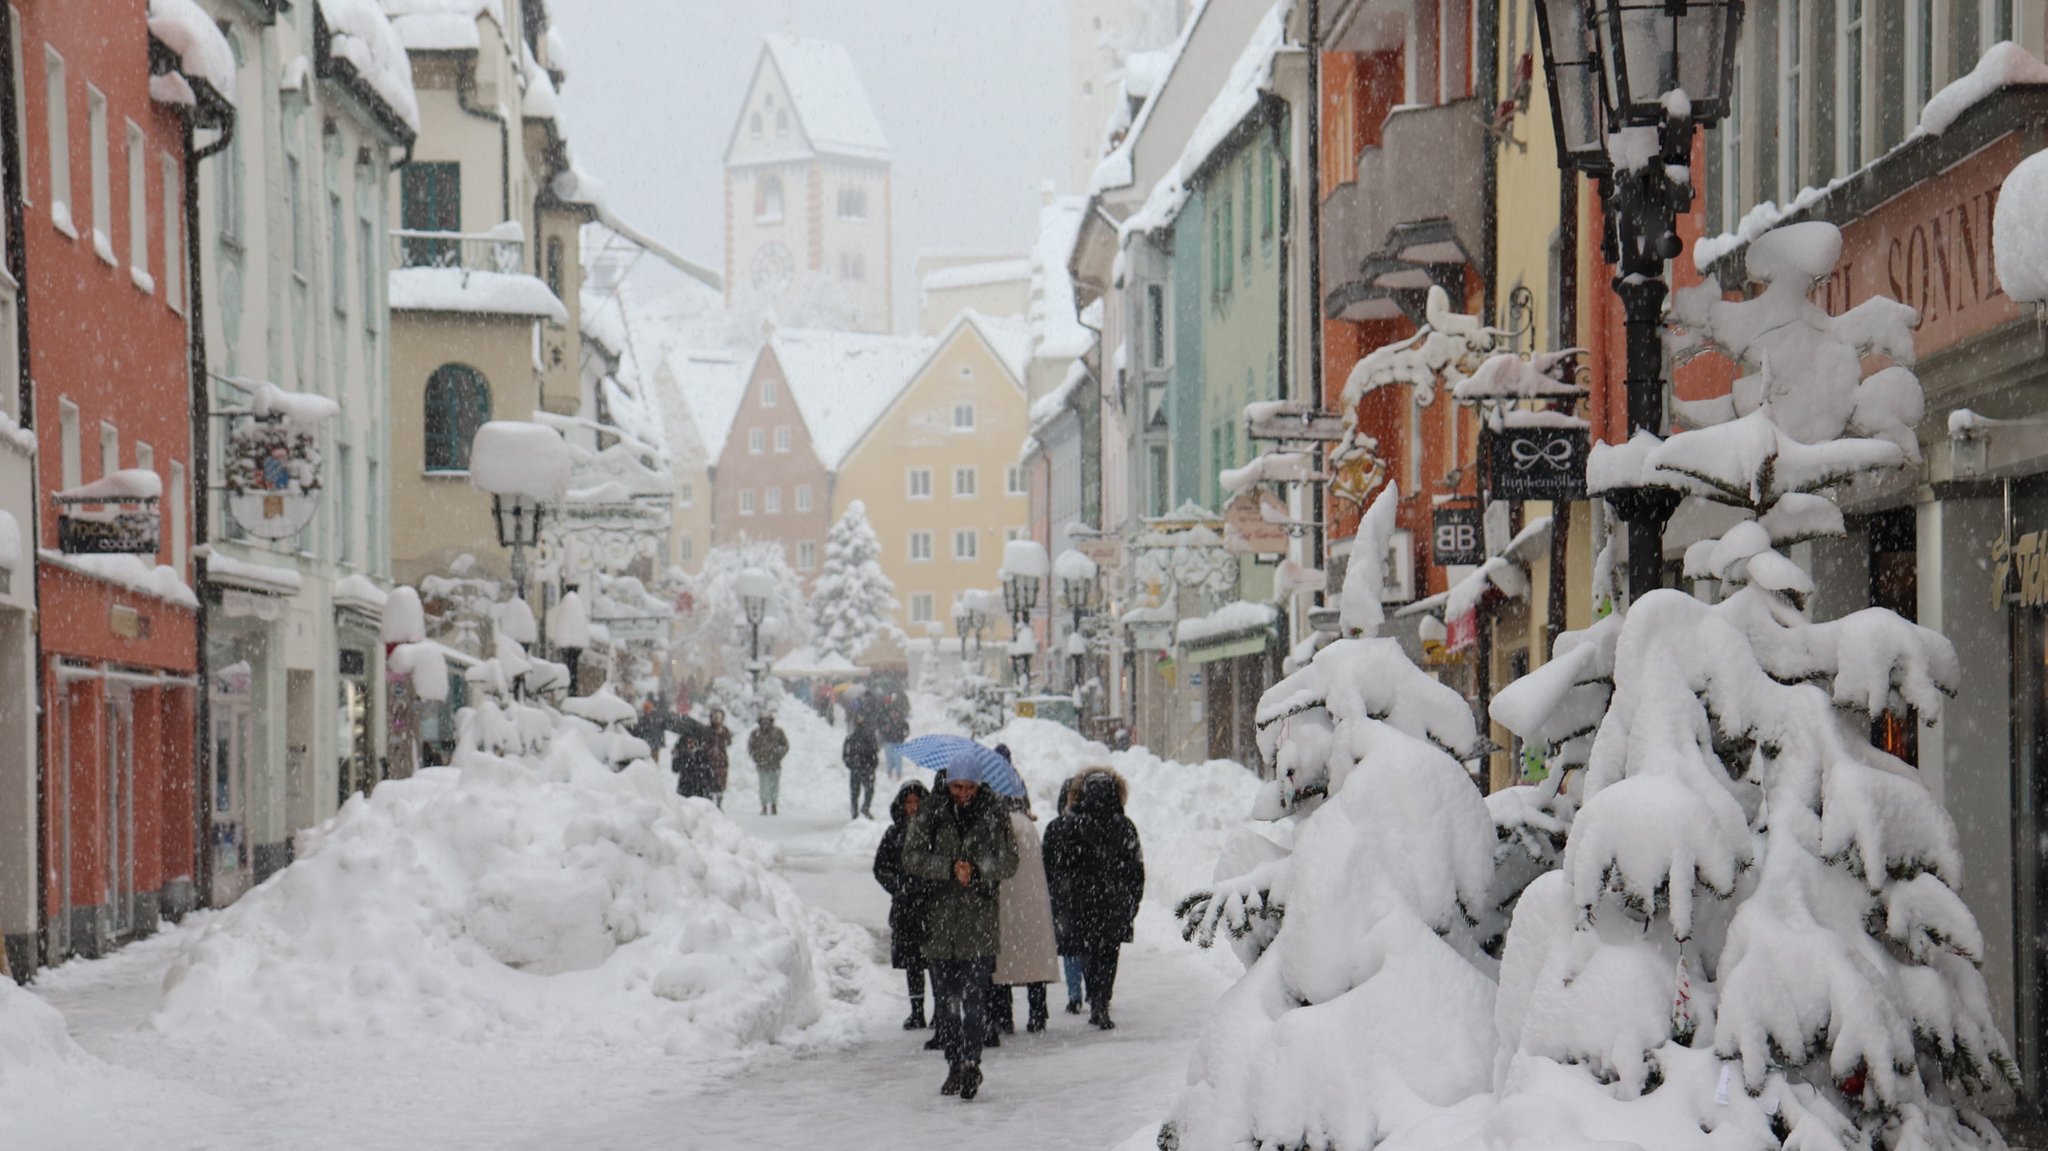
[1810,133,2027,357]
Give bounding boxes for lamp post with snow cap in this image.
[999,540,1049,691]
[1533,0,1743,603]
[736,566,773,692]
[469,421,575,602]
[1056,549,1100,693]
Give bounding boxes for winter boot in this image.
[1026,1007,1048,1033]
[903,1003,926,1031]
[983,1031,1000,1048]
[922,1033,946,1050]
[941,1062,964,1096]
[1065,998,1083,1015]
[958,1063,983,1101]
[1089,1003,1115,1030]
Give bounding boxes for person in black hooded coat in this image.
[874,781,937,1030]
[1042,769,1144,1030]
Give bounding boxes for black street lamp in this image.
[1534,0,1744,602]
[490,493,544,600]
[999,541,1048,691]
[736,567,772,692]
[1057,553,1100,694]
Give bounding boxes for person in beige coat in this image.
[991,765,1060,1034]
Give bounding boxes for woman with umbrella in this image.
[899,737,1021,1101]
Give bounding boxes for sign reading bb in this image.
[1432,508,1483,566]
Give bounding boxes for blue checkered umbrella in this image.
[898,735,1027,797]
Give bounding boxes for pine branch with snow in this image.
[808,501,899,663]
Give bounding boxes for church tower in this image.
[724,35,893,334]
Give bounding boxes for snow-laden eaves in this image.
[388,267,568,322]
[317,0,421,134]
[149,0,236,100]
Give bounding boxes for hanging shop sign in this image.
[1488,426,1588,501]
[1223,489,1290,555]
[54,488,160,555]
[224,414,323,539]
[1432,507,1484,566]
[1445,607,1479,653]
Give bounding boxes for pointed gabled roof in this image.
[751,34,890,161]
[770,329,936,470]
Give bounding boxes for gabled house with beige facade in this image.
[833,313,1032,660]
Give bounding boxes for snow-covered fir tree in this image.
[1484,221,2011,1151]
[809,500,899,662]
[1162,484,1504,1150]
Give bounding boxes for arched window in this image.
[424,364,490,472]
[756,174,784,222]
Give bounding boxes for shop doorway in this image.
[208,660,253,905]
[103,683,136,938]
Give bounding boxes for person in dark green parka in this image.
[902,774,1018,1101]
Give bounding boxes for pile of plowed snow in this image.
[153,738,883,1054]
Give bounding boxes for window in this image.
[909,531,933,561]
[908,468,932,498]
[329,193,347,313]
[359,217,375,327]
[135,441,152,473]
[774,425,790,453]
[797,540,816,570]
[952,402,975,430]
[1718,56,1743,234]
[679,533,695,563]
[953,530,978,561]
[87,86,109,261]
[761,377,778,406]
[679,480,695,507]
[287,153,305,273]
[399,162,459,266]
[837,185,867,220]
[338,444,355,563]
[368,458,381,571]
[756,174,784,222]
[8,9,23,212]
[765,487,782,514]
[911,593,935,623]
[1005,465,1026,496]
[161,155,181,312]
[953,466,977,498]
[1260,146,1275,242]
[218,73,241,243]
[1005,526,1026,543]
[1908,0,1933,124]
[170,461,186,573]
[126,122,147,289]
[1146,283,1167,368]
[795,484,812,512]
[545,236,563,301]
[44,46,70,235]
[1240,161,1252,265]
[840,252,866,281]
[748,427,765,454]
[739,489,756,516]
[99,421,117,477]
[59,398,79,489]
[1839,0,1865,173]
[423,363,490,471]
[1780,1,1802,202]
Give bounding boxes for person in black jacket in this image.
[842,717,880,819]
[873,781,935,1030]
[673,721,717,800]
[1042,769,1144,1030]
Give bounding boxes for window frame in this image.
[953,529,978,561]
[739,488,756,516]
[953,465,977,498]
[87,85,110,262]
[952,402,976,431]
[44,45,69,236]
[907,467,933,499]
[422,363,492,473]
[795,484,812,512]
[748,427,766,455]
[910,593,935,623]
[908,530,933,562]
[1005,465,1027,496]
[125,120,147,288]
[765,486,782,514]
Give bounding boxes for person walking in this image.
[842,716,880,820]
[879,692,910,781]
[992,787,1060,1035]
[1043,769,1144,1030]
[705,708,733,809]
[1046,775,1088,1014]
[902,771,1018,1101]
[673,723,716,801]
[748,712,789,815]
[874,781,936,1030]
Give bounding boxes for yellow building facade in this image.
[832,314,1032,664]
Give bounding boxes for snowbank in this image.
[153,736,864,1056]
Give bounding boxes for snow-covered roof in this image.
[149,0,236,100]
[388,268,568,322]
[1177,600,1278,646]
[1918,41,2048,136]
[317,0,421,133]
[770,328,938,470]
[761,34,890,160]
[1031,195,1094,363]
[963,310,1032,383]
[202,548,305,596]
[659,350,748,468]
[378,0,492,52]
[41,549,197,607]
[923,259,1032,292]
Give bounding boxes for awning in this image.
[1181,631,1270,665]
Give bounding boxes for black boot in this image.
[958,1062,982,1101]
[1091,1003,1116,1030]
[903,1002,926,1031]
[1027,985,1048,1032]
[1027,1007,1048,1033]
[941,1062,964,1096]
[923,1033,945,1050]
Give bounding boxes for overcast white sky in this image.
[551,0,1075,332]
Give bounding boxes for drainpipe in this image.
[1304,0,1325,604]
[187,94,234,909]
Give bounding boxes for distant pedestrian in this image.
[1046,775,1088,1014]
[843,717,880,819]
[748,712,789,815]
[1042,769,1143,1030]
[874,781,936,1030]
[673,724,716,800]
[992,787,1059,1035]
[879,692,911,781]
[705,709,733,809]
[903,773,1018,1101]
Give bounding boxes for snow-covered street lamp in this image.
[469,421,575,601]
[1533,0,1743,603]
[736,566,773,690]
[1055,549,1100,694]
[999,540,1049,689]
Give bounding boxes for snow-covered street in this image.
[3,701,1253,1149]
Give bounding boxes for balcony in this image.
[390,227,527,275]
[1323,98,1488,324]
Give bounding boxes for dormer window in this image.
[750,111,762,138]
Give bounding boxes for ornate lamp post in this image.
[470,421,574,603]
[736,567,772,692]
[999,541,1049,691]
[1055,550,1100,693]
[1533,0,1744,602]
[953,592,987,660]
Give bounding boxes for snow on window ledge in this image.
[50,201,75,239]
[422,468,471,478]
[130,266,155,295]
[93,230,116,266]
